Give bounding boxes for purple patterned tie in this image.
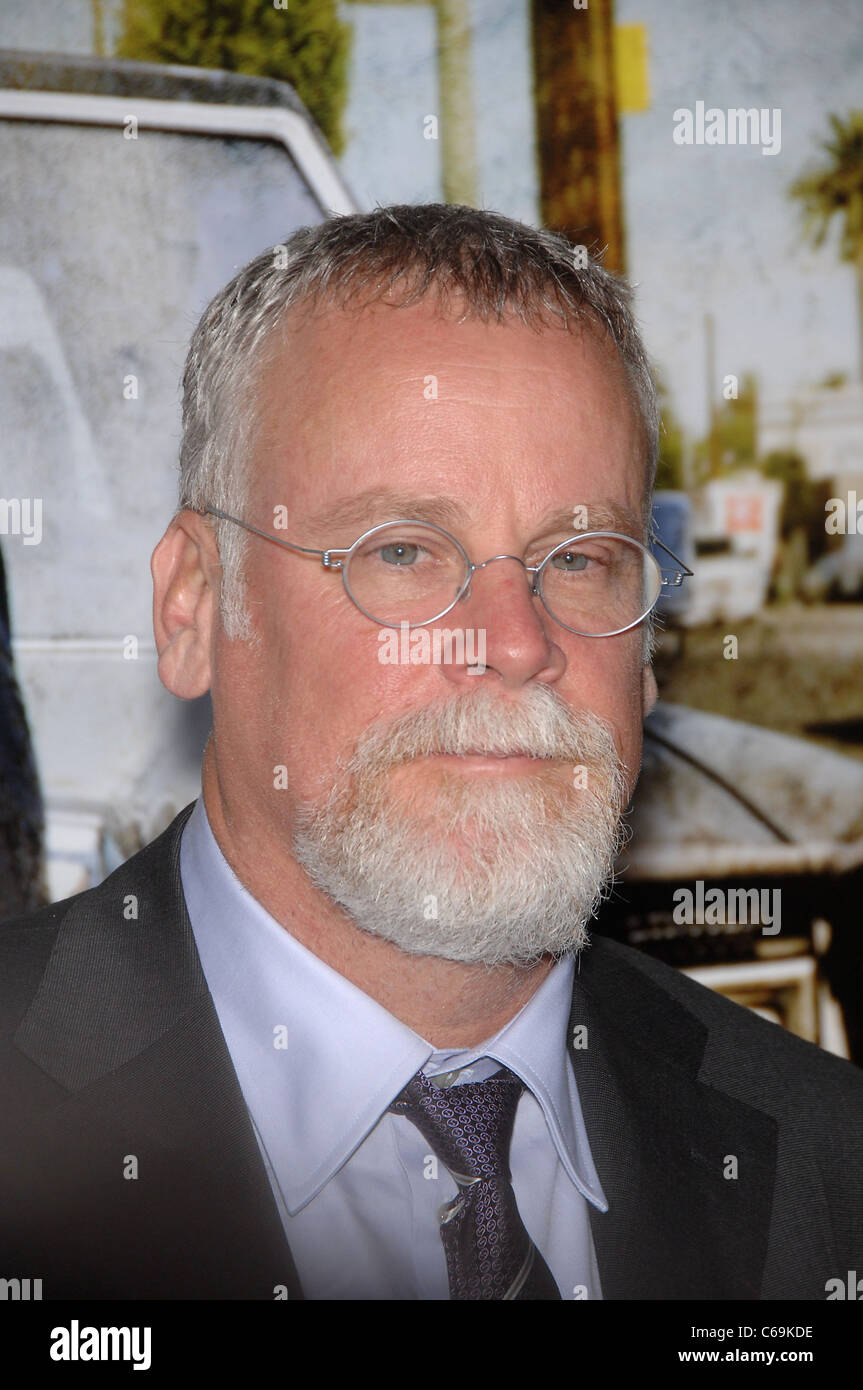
[389,1066,561,1300]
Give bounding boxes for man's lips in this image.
[418,750,558,769]
[452,750,546,758]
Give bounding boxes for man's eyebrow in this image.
[301,491,642,540]
[302,490,471,534]
[536,502,643,539]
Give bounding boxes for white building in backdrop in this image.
[758,382,863,495]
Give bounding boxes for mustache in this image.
[344,684,626,775]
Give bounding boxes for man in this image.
[1,204,861,1301]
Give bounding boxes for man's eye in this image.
[550,543,617,573]
[379,542,421,566]
[551,549,590,572]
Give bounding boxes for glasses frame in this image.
[202,506,694,638]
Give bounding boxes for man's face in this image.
[207,296,655,962]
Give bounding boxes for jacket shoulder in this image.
[585,932,863,1107]
[0,802,196,1037]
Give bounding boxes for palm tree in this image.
[790,111,863,380]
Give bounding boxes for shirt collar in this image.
[180,795,606,1214]
[424,958,606,1210]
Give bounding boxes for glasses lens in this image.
[539,534,660,635]
[345,522,468,626]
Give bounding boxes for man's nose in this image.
[439,555,566,691]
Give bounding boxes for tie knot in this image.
[389,1067,524,1183]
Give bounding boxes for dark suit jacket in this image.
[1,802,862,1300]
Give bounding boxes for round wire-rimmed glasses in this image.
[202,507,693,638]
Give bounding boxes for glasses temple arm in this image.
[655,539,694,578]
[202,506,330,560]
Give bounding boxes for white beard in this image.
[292,684,630,967]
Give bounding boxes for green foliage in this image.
[115,0,352,156]
[653,368,685,491]
[789,111,863,263]
[760,449,831,553]
[693,372,758,481]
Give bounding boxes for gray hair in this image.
[179,202,659,651]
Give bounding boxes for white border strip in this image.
[13,638,157,655]
[684,956,816,991]
[621,837,863,878]
[0,88,358,217]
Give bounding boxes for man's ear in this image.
[642,662,658,718]
[152,510,220,699]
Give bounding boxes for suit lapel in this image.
[13,804,305,1299]
[569,937,777,1300]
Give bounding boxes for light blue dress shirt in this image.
[179,795,607,1299]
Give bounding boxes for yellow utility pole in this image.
[531,0,631,271]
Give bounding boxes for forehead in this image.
[251,296,646,530]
